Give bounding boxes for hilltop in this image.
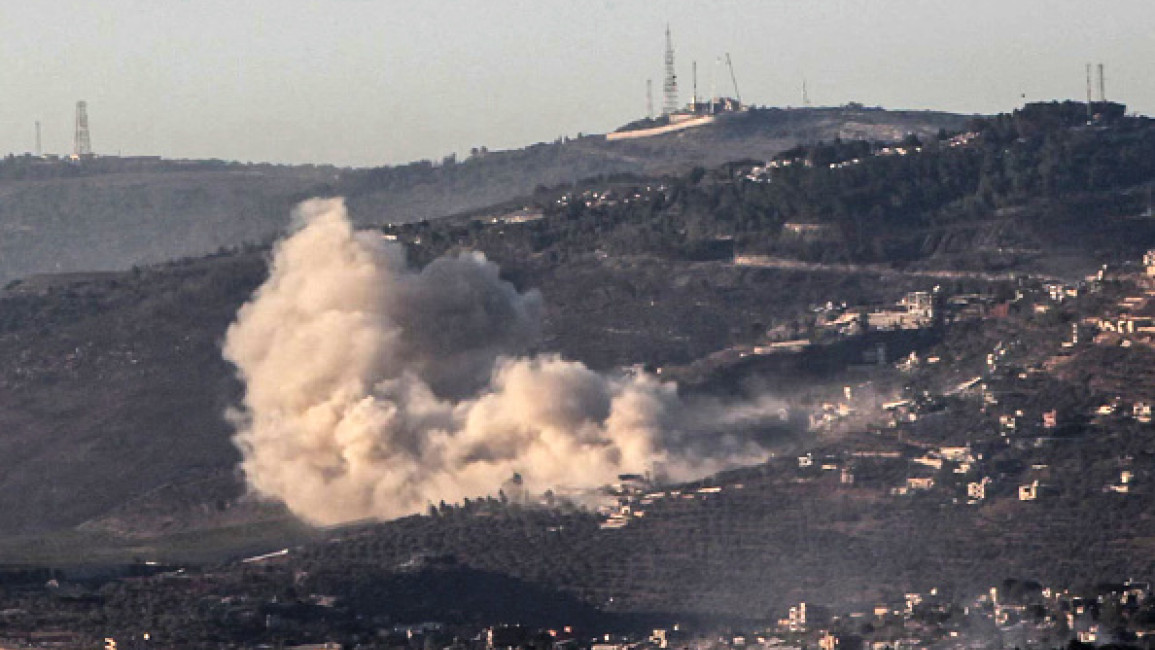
[0,106,967,286]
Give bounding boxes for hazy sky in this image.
[2,1,1152,167]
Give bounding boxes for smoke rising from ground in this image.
[224,198,772,525]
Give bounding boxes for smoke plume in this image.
[224,198,770,526]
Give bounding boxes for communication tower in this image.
[1085,63,1094,120]
[35,121,41,156]
[725,53,741,105]
[1098,63,1106,102]
[662,25,678,116]
[802,80,811,107]
[692,60,698,110]
[710,57,719,113]
[647,79,654,119]
[73,101,92,157]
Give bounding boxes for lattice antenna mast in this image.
[35,121,41,156]
[646,79,654,119]
[710,57,719,114]
[1086,63,1094,120]
[692,60,698,111]
[662,24,678,116]
[726,53,741,105]
[73,101,92,157]
[1098,63,1106,102]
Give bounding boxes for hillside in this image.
[12,268,1155,645]
[7,102,1155,644]
[0,254,269,535]
[0,242,936,541]
[0,101,1149,542]
[0,107,968,286]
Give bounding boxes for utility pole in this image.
[646,79,654,119]
[710,57,719,115]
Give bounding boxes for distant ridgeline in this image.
[410,100,1153,272]
[0,103,972,289]
[0,154,310,181]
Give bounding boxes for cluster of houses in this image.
[820,288,1016,341]
[597,475,730,530]
[554,185,668,211]
[943,132,980,149]
[485,208,545,226]
[482,579,1155,649]
[742,134,951,183]
[579,246,1155,638]
[544,579,1155,650]
[20,577,1155,650]
[756,579,1155,650]
[1045,249,1155,347]
[729,250,1155,509]
[776,262,1155,506]
[817,290,937,336]
[884,259,1155,505]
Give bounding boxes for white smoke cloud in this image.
[224,198,772,526]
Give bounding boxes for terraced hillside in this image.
[288,439,1155,621]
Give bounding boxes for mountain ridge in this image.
[0,106,969,286]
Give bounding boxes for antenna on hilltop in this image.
[725,53,741,106]
[802,80,811,107]
[710,57,719,115]
[662,24,678,116]
[646,79,654,119]
[692,60,698,112]
[73,101,92,157]
[1085,63,1094,121]
[1098,63,1107,102]
[35,121,41,156]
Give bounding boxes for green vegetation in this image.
[423,101,1155,269]
[0,107,966,286]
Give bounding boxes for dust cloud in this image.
[224,198,772,525]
